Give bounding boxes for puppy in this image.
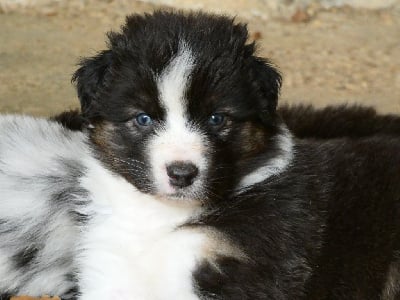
[1,11,400,300]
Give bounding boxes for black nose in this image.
[166,162,199,188]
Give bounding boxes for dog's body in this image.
[1,11,400,300]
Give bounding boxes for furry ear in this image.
[71,50,113,118]
[249,57,282,125]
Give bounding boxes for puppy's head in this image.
[72,11,282,203]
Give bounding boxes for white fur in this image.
[78,159,206,300]
[238,125,294,190]
[0,115,89,295]
[0,117,85,218]
[151,43,209,196]
[0,115,208,299]
[157,42,195,124]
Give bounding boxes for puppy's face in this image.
[73,12,281,203]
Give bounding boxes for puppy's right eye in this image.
[135,113,153,126]
[208,113,226,128]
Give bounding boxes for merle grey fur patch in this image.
[0,116,91,298]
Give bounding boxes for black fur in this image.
[191,136,400,299]
[51,109,87,131]
[280,104,400,139]
[13,246,39,269]
[0,294,13,300]
[61,273,80,300]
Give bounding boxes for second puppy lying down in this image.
[1,11,400,300]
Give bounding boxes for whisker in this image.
[109,156,146,167]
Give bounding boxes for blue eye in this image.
[135,113,153,126]
[208,113,225,127]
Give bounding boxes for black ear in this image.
[249,57,282,124]
[71,50,113,119]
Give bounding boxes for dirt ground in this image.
[0,1,399,117]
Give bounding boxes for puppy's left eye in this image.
[135,113,153,126]
[208,113,226,128]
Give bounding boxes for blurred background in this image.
[0,0,399,116]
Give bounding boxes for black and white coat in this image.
[1,11,400,300]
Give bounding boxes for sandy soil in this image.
[0,1,399,116]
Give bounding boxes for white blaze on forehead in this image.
[150,43,208,195]
[157,42,195,119]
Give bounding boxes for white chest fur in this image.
[78,161,207,300]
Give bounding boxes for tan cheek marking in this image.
[239,122,268,158]
[205,230,247,259]
[182,227,249,272]
[91,123,114,150]
[90,121,126,172]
